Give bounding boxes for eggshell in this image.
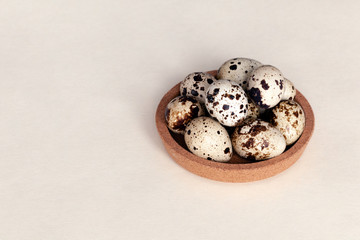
[205,79,248,127]
[245,94,260,122]
[184,117,232,162]
[232,120,286,160]
[180,72,217,103]
[282,78,296,101]
[165,96,205,134]
[217,58,262,89]
[247,65,285,109]
[270,100,305,145]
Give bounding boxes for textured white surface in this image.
[0,0,359,239]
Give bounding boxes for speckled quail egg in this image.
[217,58,262,89]
[232,119,286,160]
[247,65,285,109]
[269,100,305,145]
[184,117,232,162]
[205,79,249,127]
[244,94,260,122]
[165,96,205,134]
[281,78,296,101]
[180,72,217,103]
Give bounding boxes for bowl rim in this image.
[155,70,315,176]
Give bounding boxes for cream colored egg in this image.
[205,79,248,127]
[232,120,286,160]
[247,65,285,109]
[270,100,305,145]
[165,96,205,134]
[180,72,217,103]
[184,117,232,162]
[282,78,296,101]
[217,58,262,89]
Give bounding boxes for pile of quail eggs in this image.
[165,58,305,162]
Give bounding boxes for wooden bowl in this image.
[155,70,315,182]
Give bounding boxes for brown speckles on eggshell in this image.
[232,120,286,160]
[217,58,262,89]
[205,79,249,127]
[270,100,305,145]
[165,96,205,134]
[180,72,217,103]
[247,65,284,109]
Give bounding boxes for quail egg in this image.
[281,78,296,101]
[269,100,305,145]
[247,65,285,109]
[165,96,205,134]
[232,119,286,160]
[180,72,217,103]
[205,79,249,127]
[184,117,232,162]
[217,58,262,89]
[244,94,260,122]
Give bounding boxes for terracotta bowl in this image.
[155,70,315,182]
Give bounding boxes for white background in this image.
[1,0,359,239]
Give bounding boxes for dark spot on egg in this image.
[249,124,267,136]
[207,94,214,103]
[249,87,262,104]
[213,88,220,96]
[261,140,269,150]
[223,104,230,110]
[260,80,269,90]
[182,87,187,96]
[279,80,283,90]
[187,130,191,135]
[207,157,212,160]
[230,65,237,70]
[193,74,202,82]
[292,120,299,129]
[207,79,213,84]
[248,87,270,109]
[191,90,199,96]
[242,138,255,149]
[224,147,230,154]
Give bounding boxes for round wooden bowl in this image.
[155,70,315,182]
